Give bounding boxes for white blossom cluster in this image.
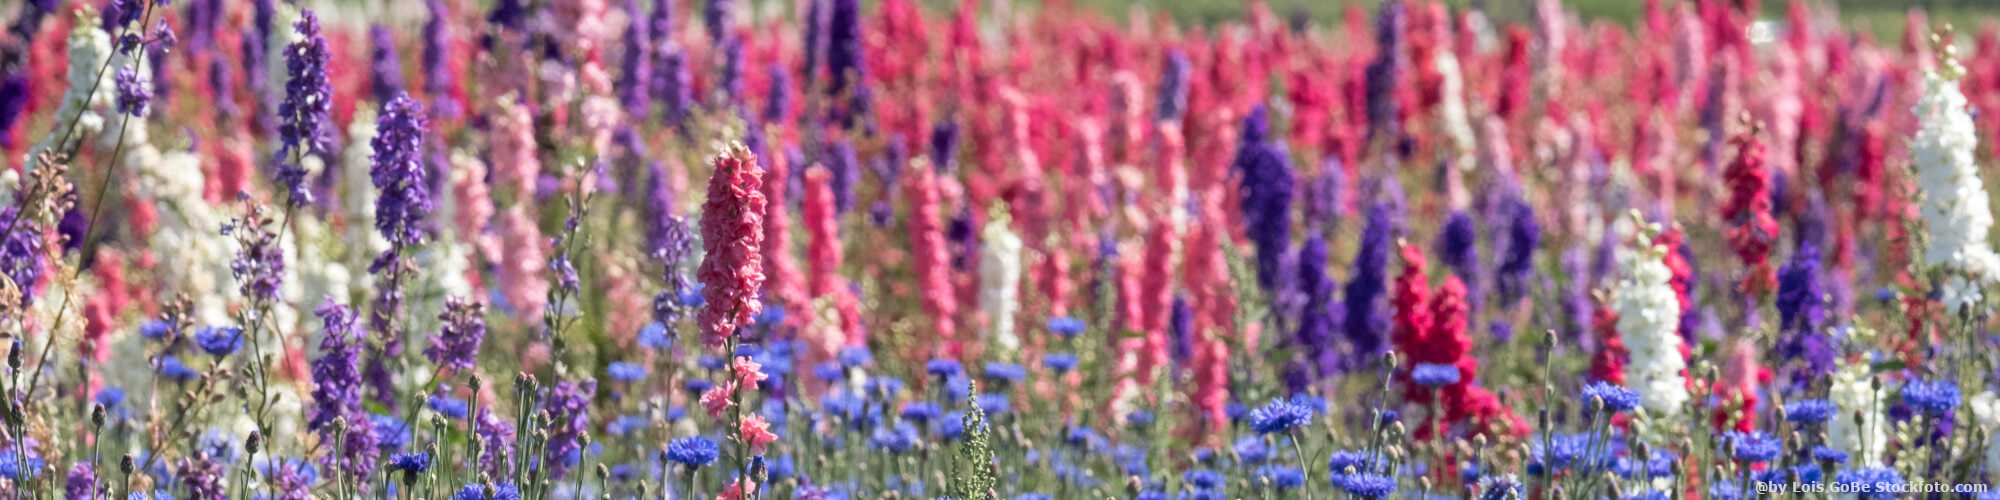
[1613,222,1688,418]
[1910,53,2000,311]
[22,18,113,170]
[978,214,1024,355]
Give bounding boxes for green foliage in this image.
[946,381,999,500]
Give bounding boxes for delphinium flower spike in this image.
[696,142,767,348]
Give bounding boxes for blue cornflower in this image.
[1256,465,1304,489]
[983,362,1026,383]
[1726,431,1781,463]
[0,450,44,480]
[95,387,126,408]
[1232,435,1270,463]
[1181,469,1224,489]
[1410,363,1461,387]
[663,437,719,467]
[1248,397,1314,434]
[1901,380,1961,414]
[389,452,430,473]
[606,415,649,437]
[925,358,962,377]
[813,362,845,382]
[1832,467,1903,499]
[372,414,411,451]
[1581,381,1641,413]
[193,326,244,357]
[868,422,920,453]
[1784,399,1836,424]
[448,482,521,500]
[139,320,172,340]
[1708,481,1742,500]
[1340,473,1397,498]
[682,379,713,394]
[157,356,197,381]
[1125,410,1154,427]
[1811,446,1848,464]
[127,490,174,500]
[425,396,467,419]
[1753,464,1821,485]
[899,402,942,424]
[1327,450,1376,476]
[1048,317,1086,338]
[837,346,873,367]
[976,393,1010,414]
[1477,474,1522,500]
[939,411,967,440]
[1042,353,1078,373]
[637,322,672,350]
[677,288,706,308]
[697,355,725,371]
[606,362,647,383]
[1011,494,1053,500]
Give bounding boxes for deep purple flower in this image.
[1295,236,1338,379]
[1775,242,1832,384]
[276,10,333,207]
[0,207,45,304]
[1156,50,1190,122]
[1437,210,1481,307]
[718,36,745,107]
[1342,204,1393,365]
[64,462,94,500]
[931,119,960,175]
[614,0,651,113]
[242,0,274,132]
[176,453,227,500]
[825,0,867,126]
[824,139,860,214]
[475,408,516,479]
[368,25,405,104]
[704,0,732,43]
[370,93,431,247]
[113,67,149,117]
[424,297,486,373]
[1302,164,1347,237]
[652,43,691,130]
[540,378,596,479]
[1494,196,1538,305]
[764,63,791,126]
[801,0,828,84]
[0,74,27,149]
[423,0,461,121]
[1235,106,1294,294]
[1363,0,1405,143]
[308,298,364,432]
[1169,295,1193,363]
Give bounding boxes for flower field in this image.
[2,0,2000,498]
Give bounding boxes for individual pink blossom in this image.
[496,207,549,320]
[701,383,736,419]
[697,143,768,348]
[716,479,755,500]
[731,356,768,389]
[739,414,778,454]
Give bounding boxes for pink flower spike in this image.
[697,143,769,348]
[700,382,737,419]
[731,355,768,389]
[739,414,778,454]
